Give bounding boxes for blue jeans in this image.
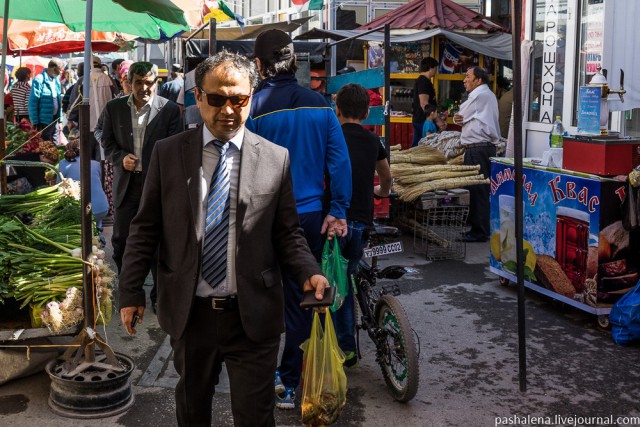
[332,220,367,354]
[278,211,323,390]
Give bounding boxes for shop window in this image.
[374,8,393,18]
[528,0,568,124]
[572,0,604,126]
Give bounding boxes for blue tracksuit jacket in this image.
[248,74,351,219]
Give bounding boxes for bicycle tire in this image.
[374,294,419,402]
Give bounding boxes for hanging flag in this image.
[202,0,245,32]
[291,0,324,12]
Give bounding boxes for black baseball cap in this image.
[252,29,294,61]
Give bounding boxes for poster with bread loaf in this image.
[489,160,633,307]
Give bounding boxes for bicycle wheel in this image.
[374,294,419,402]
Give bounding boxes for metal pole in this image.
[0,0,10,195]
[167,39,173,76]
[384,24,391,159]
[182,38,188,74]
[81,0,96,362]
[209,18,216,56]
[511,0,526,392]
[329,0,336,76]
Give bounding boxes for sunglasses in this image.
[198,87,251,108]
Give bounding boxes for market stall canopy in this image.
[180,16,312,41]
[1,20,134,55]
[295,27,512,61]
[0,0,189,39]
[358,0,506,32]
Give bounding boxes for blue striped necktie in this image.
[202,140,230,289]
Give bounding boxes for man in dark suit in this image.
[101,62,181,311]
[118,51,329,426]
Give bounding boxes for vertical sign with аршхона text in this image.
[540,0,561,124]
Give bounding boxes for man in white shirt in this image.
[454,66,500,243]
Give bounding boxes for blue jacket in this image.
[248,74,351,219]
[29,70,62,125]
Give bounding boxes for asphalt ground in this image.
[1,224,639,427]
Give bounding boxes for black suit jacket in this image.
[101,95,182,208]
[118,126,322,341]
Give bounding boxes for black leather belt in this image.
[195,295,238,311]
[131,171,143,174]
[464,142,494,148]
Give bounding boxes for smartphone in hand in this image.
[130,312,139,329]
[299,287,336,309]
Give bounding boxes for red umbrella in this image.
[1,19,134,56]
[19,56,48,75]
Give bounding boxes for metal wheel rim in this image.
[379,306,409,389]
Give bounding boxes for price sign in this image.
[577,86,602,135]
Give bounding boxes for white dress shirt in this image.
[127,95,153,172]
[458,83,501,146]
[195,125,244,297]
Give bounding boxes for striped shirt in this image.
[10,81,30,117]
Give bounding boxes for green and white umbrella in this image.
[0,0,188,39]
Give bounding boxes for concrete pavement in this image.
[1,225,639,427]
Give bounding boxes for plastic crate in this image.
[413,205,469,260]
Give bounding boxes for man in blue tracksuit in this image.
[247,29,352,410]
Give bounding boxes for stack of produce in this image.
[0,179,114,333]
[5,119,43,155]
[417,131,466,160]
[416,130,507,159]
[389,145,489,202]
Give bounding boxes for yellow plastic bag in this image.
[300,312,347,426]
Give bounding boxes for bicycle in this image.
[350,223,420,403]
